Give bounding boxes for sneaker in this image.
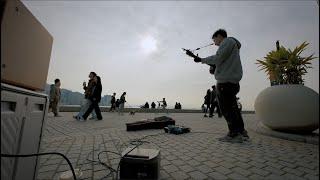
[218,134,243,143]
[54,114,62,117]
[204,114,208,117]
[240,130,250,141]
[89,117,97,120]
[95,118,102,121]
[209,115,214,118]
[77,116,86,122]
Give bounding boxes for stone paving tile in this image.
[160,170,171,180]
[36,113,319,180]
[248,174,265,180]
[80,169,93,179]
[264,160,285,170]
[208,171,228,179]
[38,164,58,173]
[160,159,171,166]
[166,155,178,161]
[213,166,232,175]
[218,161,237,169]
[203,161,220,169]
[171,159,185,166]
[233,161,253,169]
[36,171,55,180]
[179,164,194,173]
[249,167,271,176]
[195,164,213,174]
[186,159,201,166]
[188,171,208,180]
[45,158,63,165]
[304,174,319,180]
[264,174,285,180]
[232,166,252,176]
[278,160,299,169]
[297,166,319,176]
[282,173,307,180]
[162,164,179,173]
[282,167,305,177]
[57,164,73,173]
[227,172,248,180]
[263,165,286,176]
[93,169,111,179]
[170,171,190,179]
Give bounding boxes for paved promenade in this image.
[36,112,319,180]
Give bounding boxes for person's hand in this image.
[209,65,216,74]
[194,57,201,63]
[185,49,196,58]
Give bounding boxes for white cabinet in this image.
[1,83,48,180]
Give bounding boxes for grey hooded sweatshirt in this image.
[201,37,243,84]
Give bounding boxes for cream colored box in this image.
[1,0,53,91]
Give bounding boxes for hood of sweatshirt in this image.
[229,37,241,49]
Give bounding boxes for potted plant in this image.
[254,41,319,133]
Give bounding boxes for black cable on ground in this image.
[1,152,77,180]
[97,151,121,180]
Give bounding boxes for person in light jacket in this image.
[185,29,248,143]
[49,79,61,117]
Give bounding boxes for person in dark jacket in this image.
[109,92,116,112]
[203,89,211,117]
[151,102,156,109]
[115,99,120,110]
[209,85,222,118]
[118,92,126,115]
[81,76,103,120]
[160,98,167,109]
[174,102,179,109]
[143,102,149,108]
[74,72,97,120]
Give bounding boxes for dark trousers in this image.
[216,82,245,136]
[83,100,102,120]
[204,104,210,114]
[49,100,59,116]
[209,101,222,117]
[110,103,116,111]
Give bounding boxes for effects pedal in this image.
[164,125,191,135]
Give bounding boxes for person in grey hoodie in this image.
[185,29,249,143]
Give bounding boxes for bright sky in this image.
[23,1,319,110]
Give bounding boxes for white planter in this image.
[254,84,319,133]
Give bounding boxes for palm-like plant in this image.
[256,41,317,85]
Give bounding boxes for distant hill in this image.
[44,84,111,106]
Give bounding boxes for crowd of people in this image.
[141,98,167,109]
[48,72,175,120]
[174,102,182,109]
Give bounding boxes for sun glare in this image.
[140,35,157,54]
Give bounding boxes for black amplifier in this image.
[120,148,160,180]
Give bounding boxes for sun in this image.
[140,35,157,54]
